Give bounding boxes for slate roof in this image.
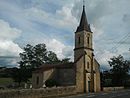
[76,5,91,32]
[33,63,75,73]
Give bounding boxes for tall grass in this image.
[0,78,13,86]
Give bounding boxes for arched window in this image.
[36,76,39,85]
[87,37,89,45]
[87,62,89,69]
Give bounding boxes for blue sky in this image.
[0,0,130,69]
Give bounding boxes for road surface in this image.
[60,89,130,98]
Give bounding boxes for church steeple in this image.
[74,2,93,61]
[76,4,91,32]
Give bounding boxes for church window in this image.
[87,37,89,45]
[36,76,39,85]
[78,37,80,44]
[87,62,89,69]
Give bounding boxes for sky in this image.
[0,0,130,69]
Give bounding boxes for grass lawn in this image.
[0,78,13,86]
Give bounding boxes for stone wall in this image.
[32,69,55,88]
[94,59,101,92]
[32,66,76,89]
[56,68,76,86]
[32,72,44,88]
[76,56,85,93]
[0,86,76,98]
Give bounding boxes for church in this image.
[32,4,101,93]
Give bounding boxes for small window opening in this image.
[87,37,89,44]
[87,62,89,69]
[36,76,39,85]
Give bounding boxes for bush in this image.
[45,79,57,87]
[124,81,130,88]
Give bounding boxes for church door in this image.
[88,81,91,92]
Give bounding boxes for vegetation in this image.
[101,55,130,88]
[108,55,130,86]
[0,78,13,86]
[100,71,113,87]
[104,55,130,86]
[11,43,70,86]
[19,44,59,69]
[11,67,31,86]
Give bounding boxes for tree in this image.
[108,55,130,86]
[15,43,71,85]
[11,67,31,86]
[100,71,113,88]
[46,51,60,64]
[60,58,71,63]
[19,44,48,69]
[19,44,63,68]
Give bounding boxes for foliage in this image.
[60,58,71,63]
[11,67,31,86]
[108,55,130,86]
[19,44,69,68]
[100,71,113,87]
[12,43,71,86]
[45,79,57,87]
[19,44,48,69]
[46,51,60,64]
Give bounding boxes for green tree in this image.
[60,58,71,63]
[13,43,71,85]
[12,44,58,85]
[108,55,130,86]
[19,44,48,69]
[19,44,62,68]
[46,51,60,64]
[11,67,31,86]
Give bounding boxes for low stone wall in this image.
[0,86,76,98]
[103,87,124,91]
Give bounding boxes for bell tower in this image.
[74,4,94,93]
[74,4,93,61]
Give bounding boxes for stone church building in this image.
[32,5,101,93]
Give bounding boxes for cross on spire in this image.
[83,0,85,7]
[76,0,91,32]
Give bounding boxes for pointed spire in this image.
[76,2,91,32]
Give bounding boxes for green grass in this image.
[0,78,13,86]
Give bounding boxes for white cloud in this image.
[62,46,74,59]
[95,49,117,69]
[0,40,23,56]
[91,24,103,39]
[44,39,73,60]
[0,19,21,40]
[23,0,130,67]
[0,0,130,69]
[24,3,78,30]
[56,4,78,29]
[46,39,65,59]
[0,19,23,56]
